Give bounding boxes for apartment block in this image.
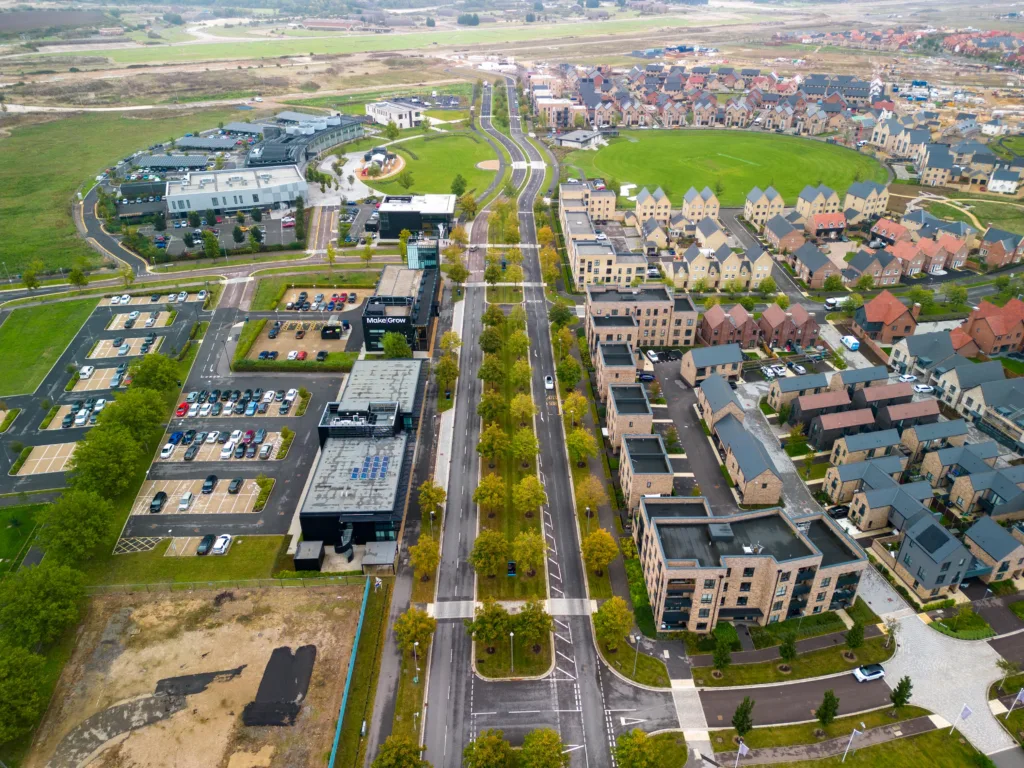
[559,181,617,222]
[680,344,744,387]
[584,285,697,351]
[595,342,639,402]
[620,435,675,515]
[607,384,654,453]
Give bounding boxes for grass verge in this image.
[0,408,20,432]
[392,640,429,743]
[253,475,275,512]
[598,639,670,688]
[475,635,552,679]
[9,446,33,476]
[749,610,847,649]
[756,728,989,767]
[0,503,41,575]
[276,427,295,459]
[0,298,97,396]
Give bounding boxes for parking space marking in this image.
[132,479,263,516]
[45,405,77,431]
[74,368,119,392]
[89,336,163,360]
[17,442,77,475]
[107,311,173,331]
[158,432,282,462]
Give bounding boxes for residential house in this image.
[765,215,806,254]
[970,378,1024,449]
[830,429,902,466]
[887,240,926,277]
[870,218,911,246]
[635,187,672,226]
[963,517,1024,583]
[695,217,729,250]
[607,384,654,452]
[847,248,901,287]
[795,184,841,219]
[946,462,1024,523]
[766,373,828,412]
[792,242,841,289]
[790,389,852,426]
[921,442,1001,489]
[988,168,1021,196]
[715,414,783,504]
[961,298,1024,355]
[933,359,1005,414]
[680,344,744,386]
[889,513,972,601]
[808,408,877,450]
[809,212,848,240]
[559,181,617,222]
[887,331,957,379]
[758,303,820,350]
[640,218,670,251]
[853,290,918,343]
[851,381,914,413]
[744,186,785,230]
[979,228,1024,268]
[823,455,907,504]
[876,399,940,431]
[682,187,720,222]
[588,314,639,351]
[595,342,639,402]
[900,419,969,464]
[698,303,761,348]
[843,181,890,223]
[620,435,674,515]
[698,374,745,430]
[829,365,889,395]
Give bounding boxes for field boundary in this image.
[83,574,368,593]
[329,576,372,768]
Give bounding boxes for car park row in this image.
[175,387,299,418]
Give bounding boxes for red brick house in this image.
[870,218,911,246]
[887,240,926,277]
[979,228,1024,269]
[961,299,1024,355]
[757,303,820,350]
[764,215,806,253]
[853,290,919,343]
[809,212,848,239]
[698,303,762,348]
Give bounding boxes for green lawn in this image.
[475,635,552,679]
[650,732,688,767]
[563,130,887,207]
[0,107,247,273]
[922,201,975,227]
[0,503,41,575]
[1011,601,1024,621]
[0,298,97,396]
[392,640,428,743]
[847,597,881,626]
[955,199,1024,234]
[748,610,847,649]
[286,83,474,115]
[599,640,671,688]
[695,636,892,687]
[366,132,497,197]
[710,705,931,752]
[767,729,988,768]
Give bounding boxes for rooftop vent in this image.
[708,523,734,542]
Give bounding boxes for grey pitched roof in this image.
[839,366,889,385]
[835,455,905,486]
[904,331,954,365]
[700,374,741,413]
[984,227,1024,247]
[714,414,778,479]
[842,428,901,453]
[763,185,781,201]
[642,217,664,236]
[992,168,1020,183]
[941,359,1005,389]
[683,187,700,204]
[934,441,1001,473]
[652,187,668,201]
[636,187,652,205]
[965,516,1021,561]
[712,243,734,263]
[905,514,966,565]
[909,419,968,441]
[847,249,884,273]
[689,344,744,368]
[846,180,886,199]
[793,242,830,272]
[696,217,722,237]
[765,215,796,239]
[776,372,828,393]
[700,187,716,201]
[978,377,1024,408]
[798,184,821,203]
[746,186,765,204]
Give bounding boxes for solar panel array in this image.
[350,455,391,481]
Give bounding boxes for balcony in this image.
[795,569,816,584]
[837,574,861,589]
[793,583,812,597]
[665,597,692,610]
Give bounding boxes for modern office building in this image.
[247,113,363,166]
[365,100,424,129]
[361,266,440,352]
[165,166,308,216]
[376,194,457,240]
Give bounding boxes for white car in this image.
[205,430,219,444]
[121,294,131,304]
[287,350,299,361]
[94,398,106,412]
[200,403,212,416]
[852,664,885,683]
[177,292,188,301]
[74,410,88,426]
[198,290,208,301]
[771,364,787,376]
[595,233,608,241]
[544,375,554,391]
[110,295,122,306]
[145,316,156,327]
[187,403,199,418]
[285,388,299,402]
[178,492,194,512]
[761,366,775,380]
[898,374,918,383]
[230,429,243,443]
[646,350,659,363]
[212,534,232,555]
[128,310,140,320]
[262,391,275,403]
[791,363,807,375]
[160,443,175,459]
[220,441,236,460]
[79,365,95,379]
[914,384,935,394]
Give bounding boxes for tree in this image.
[557,356,582,390]
[566,427,597,466]
[890,675,913,712]
[520,728,570,768]
[463,729,515,768]
[371,736,429,768]
[815,689,840,728]
[537,225,555,246]
[997,659,1021,692]
[397,170,415,191]
[450,225,469,248]
[479,326,504,354]
[704,295,721,310]
[384,120,401,141]
[484,262,502,287]
[68,424,142,498]
[713,634,732,671]
[421,116,432,133]
[775,293,791,310]
[513,532,547,578]
[512,427,539,468]
[250,207,263,223]
[513,475,547,518]
[68,267,88,290]
[540,246,560,286]
[507,329,530,359]
[514,598,553,650]
[36,490,114,566]
[953,601,975,630]
[823,274,845,291]
[724,278,744,295]
[202,230,220,260]
[510,359,532,391]
[478,354,505,385]
[575,473,608,517]
[582,528,617,576]
[445,252,469,288]
[732,696,755,738]
[615,729,653,768]
[477,391,508,423]
[554,326,575,361]
[325,241,337,272]
[594,596,632,652]
[508,306,527,332]
[426,16,436,26]
[845,621,864,650]
[854,273,876,292]
[0,643,47,746]
[944,283,969,311]
[549,303,575,328]
[99,386,166,446]
[473,474,506,517]
[436,354,459,393]
[505,264,524,289]
[459,193,479,219]
[884,615,900,648]
[466,598,510,650]
[360,240,374,267]
[187,211,201,228]
[845,292,865,316]
[127,353,179,392]
[205,208,216,225]
[393,606,436,657]
[418,478,447,523]
[409,534,440,582]
[0,562,84,649]
[649,379,662,399]
[477,424,510,467]
[758,275,778,297]
[451,173,468,196]
[233,225,245,244]
[382,332,413,359]
[563,391,588,427]
[779,633,797,664]
[510,393,536,426]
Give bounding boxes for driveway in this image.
[818,323,874,370]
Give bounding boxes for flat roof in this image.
[592,315,638,327]
[301,433,408,515]
[803,518,861,567]
[166,165,303,196]
[378,194,456,215]
[610,384,651,416]
[175,136,238,151]
[655,514,812,565]
[599,342,635,368]
[564,212,596,237]
[587,286,671,303]
[641,497,713,518]
[376,265,423,300]
[336,359,423,413]
[623,435,672,475]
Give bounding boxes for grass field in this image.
[286,83,474,115]
[0,107,247,273]
[922,201,975,226]
[564,130,888,207]
[0,298,97,396]
[766,729,986,768]
[366,131,497,197]
[0,503,41,575]
[955,199,1024,234]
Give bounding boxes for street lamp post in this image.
[510,631,515,675]
[413,641,420,684]
[586,506,591,534]
[631,634,639,678]
[841,724,865,762]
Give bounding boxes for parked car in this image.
[852,664,885,683]
[254,429,267,444]
[184,444,200,461]
[760,366,775,380]
[168,431,184,445]
[79,365,95,379]
[913,384,934,394]
[259,444,273,460]
[202,475,217,494]
[826,505,849,519]
[212,534,232,555]
[228,477,244,494]
[150,491,168,513]
[160,443,175,459]
[646,350,659,363]
[178,491,194,511]
[791,363,807,375]
[316,351,328,362]
[61,413,75,428]
[196,534,216,555]
[206,431,220,444]
[898,374,918,383]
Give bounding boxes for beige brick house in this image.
[635,187,672,226]
[607,384,654,452]
[595,342,638,402]
[682,186,720,222]
[743,186,785,230]
[680,344,744,387]
[766,373,828,412]
[963,517,1024,584]
[620,435,675,515]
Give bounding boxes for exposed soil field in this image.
[26,587,362,768]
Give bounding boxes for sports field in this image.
[366,131,497,197]
[564,130,888,207]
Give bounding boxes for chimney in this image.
[911,302,921,319]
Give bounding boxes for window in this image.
[820,577,831,588]
[813,606,822,614]
[696,622,707,630]
[700,593,713,604]
[903,553,913,567]
[940,562,950,572]
[739,582,751,592]
[776,585,786,596]
[743,567,755,578]
[816,592,826,602]
[703,579,716,589]
[253,194,259,203]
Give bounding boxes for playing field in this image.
[366,131,497,197]
[564,130,889,207]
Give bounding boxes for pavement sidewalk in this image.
[690,625,882,668]
[715,714,935,765]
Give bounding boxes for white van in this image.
[79,365,95,379]
[824,296,851,311]
[841,335,861,351]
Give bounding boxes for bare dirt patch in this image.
[476,159,500,171]
[25,587,362,768]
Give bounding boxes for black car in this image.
[123,318,135,329]
[233,402,246,415]
[183,429,196,445]
[246,443,257,458]
[826,505,850,519]
[212,403,223,416]
[150,294,161,302]
[228,477,244,494]
[279,402,291,416]
[150,491,168,513]
[202,475,217,494]
[220,390,232,402]
[243,389,253,402]
[217,431,230,444]
[196,534,216,555]
[275,389,285,402]
[116,362,128,374]
[316,350,328,362]
[257,402,269,414]
[234,443,246,459]
[231,390,241,401]
[197,389,209,402]
[184,443,200,461]
[268,328,279,340]
[209,390,220,403]
[267,351,279,361]
[112,337,125,348]
[61,413,74,428]
[253,388,264,400]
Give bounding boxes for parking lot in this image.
[16,442,77,475]
[248,320,352,362]
[131,478,264,516]
[110,292,202,307]
[73,367,121,392]
[89,336,163,359]
[107,311,172,331]
[138,216,297,258]
[158,431,282,462]
[279,288,367,311]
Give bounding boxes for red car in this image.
[297,351,308,361]
[242,430,255,444]
[175,403,189,417]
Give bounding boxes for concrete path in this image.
[739,404,823,519]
